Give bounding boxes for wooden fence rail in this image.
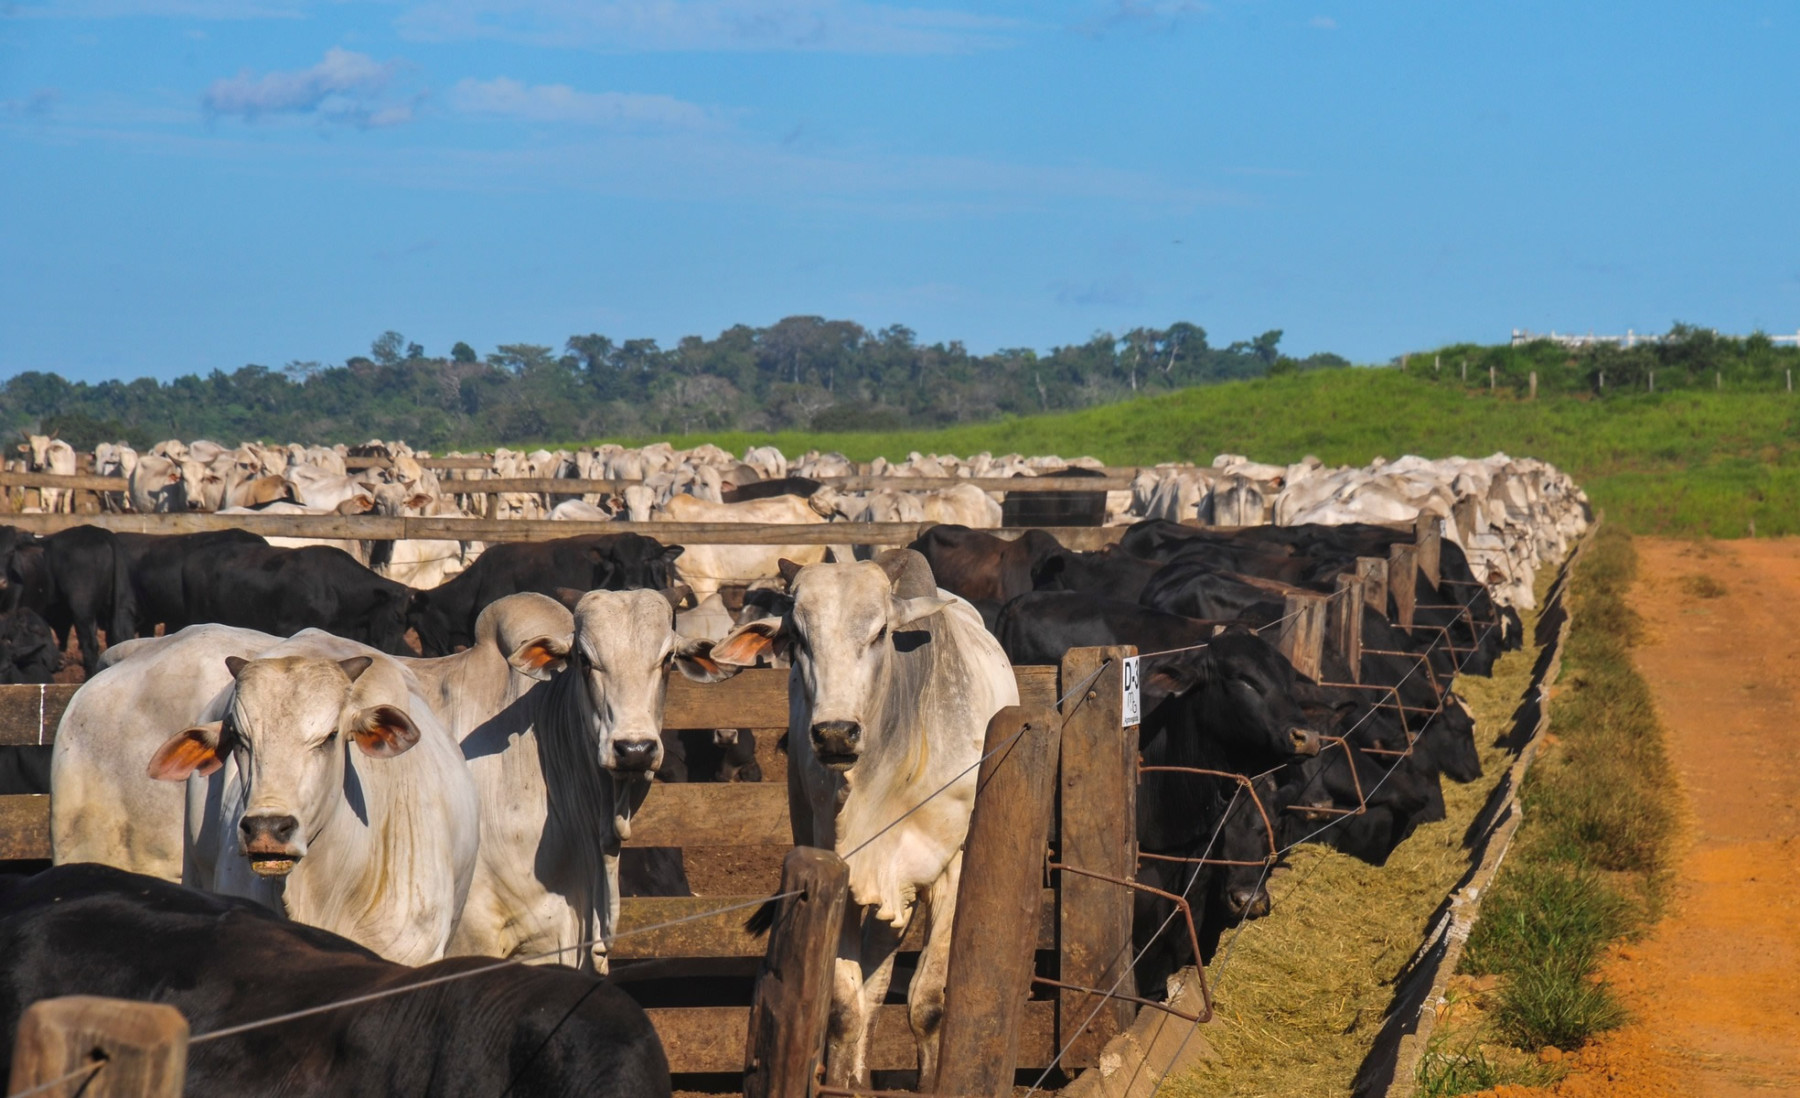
[1,469,1139,495]
[0,511,1134,550]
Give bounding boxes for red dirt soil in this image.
[1487,537,1800,1098]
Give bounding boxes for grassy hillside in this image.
[614,367,1800,538]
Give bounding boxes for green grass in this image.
[1441,526,1677,1081]
[605,367,1800,537]
[1415,1036,1559,1097]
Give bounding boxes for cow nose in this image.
[810,720,862,762]
[1290,728,1322,756]
[240,814,298,846]
[612,739,659,772]
[1230,888,1271,919]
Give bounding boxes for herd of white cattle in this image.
[15,434,1586,611]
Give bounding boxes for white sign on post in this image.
[1120,656,1141,727]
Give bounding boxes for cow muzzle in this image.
[1227,886,1271,920]
[809,720,862,771]
[239,814,303,877]
[610,738,662,774]
[1289,728,1322,756]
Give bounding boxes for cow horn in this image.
[659,585,695,610]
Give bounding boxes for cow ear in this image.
[776,558,803,585]
[553,587,586,610]
[661,544,685,564]
[674,636,737,683]
[337,656,374,683]
[1141,656,1202,709]
[148,722,230,781]
[1030,553,1067,588]
[348,704,421,758]
[508,635,571,681]
[889,596,953,628]
[712,617,787,667]
[224,656,250,679]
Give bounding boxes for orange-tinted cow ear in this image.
[674,637,737,683]
[712,618,787,667]
[507,635,571,681]
[348,705,421,759]
[148,722,230,781]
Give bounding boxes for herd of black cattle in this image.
[0,515,1529,1091]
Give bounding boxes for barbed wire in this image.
[5,1058,104,1098]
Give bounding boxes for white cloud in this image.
[396,0,1021,54]
[1308,15,1337,30]
[202,48,412,127]
[448,77,713,129]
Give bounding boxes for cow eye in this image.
[871,625,887,646]
[320,729,339,749]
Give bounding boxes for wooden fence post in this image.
[1529,371,1538,399]
[1413,512,1442,590]
[1277,592,1327,682]
[1056,646,1137,1068]
[744,848,851,1098]
[9,995,187,1098]
[934,705,1061,1098]
[1389,543,1418,629]
[1356,556,1389,619]
[1330,574,1365,682]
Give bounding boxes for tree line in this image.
[0,318,1349,449]
[1406,324,1800,396]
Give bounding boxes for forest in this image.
[0,318,1346,449]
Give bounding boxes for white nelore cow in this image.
[399,591,726,970]
[51,624,283,882]
[714,551,1017,1087]
[149,634,481,966]
[25,435,77,513]
[649,492,839,603]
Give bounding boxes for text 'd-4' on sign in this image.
[1120,656,1141,727]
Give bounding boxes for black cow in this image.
[0,607,58,684]
[410,534,680,655]
[0,526,137,674]
[656,728,762,784]
[118,529,268,637]
[1030,544,1165,602]
[906,524,1067,604]
[179,542,415,655]
[0,864,668,1097]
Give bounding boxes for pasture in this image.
[613,368,1800,539]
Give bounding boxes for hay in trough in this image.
[1160,590,1546,1098]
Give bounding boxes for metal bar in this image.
[1030,978,1201,1024]
[1045,863,1214,1023]
[1135,766,1278,864]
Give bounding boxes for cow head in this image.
[1145,631,1322,770]
[539,588,733,781]
[146,654,421,877]
[713,556,951,773]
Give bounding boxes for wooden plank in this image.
[614,889,1057,961]
[1277,591,1328,682]
[1357,556,1390,619]
[1389,543,1419,629]
[825,475,1135,493]
[1414,511,1442,589]
[745,848,849,1098]
[1330,574,1365,683]
[9,996,188,1098]
[650,1000,1057,1075]
[0,470,128,492]
[0,670,1054,748]
[0,794,49,861]
[936,706,1061,1095]
[0,511,1131,550]
[0,684,77,746]
[629,784,791,848]
[1056,646,1138,1067]
[666,670,789,729]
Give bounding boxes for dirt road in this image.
[1531,537,1800,1097]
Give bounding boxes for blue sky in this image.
[2,1,1796,382]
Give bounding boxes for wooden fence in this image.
[0,646,1145,1086]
